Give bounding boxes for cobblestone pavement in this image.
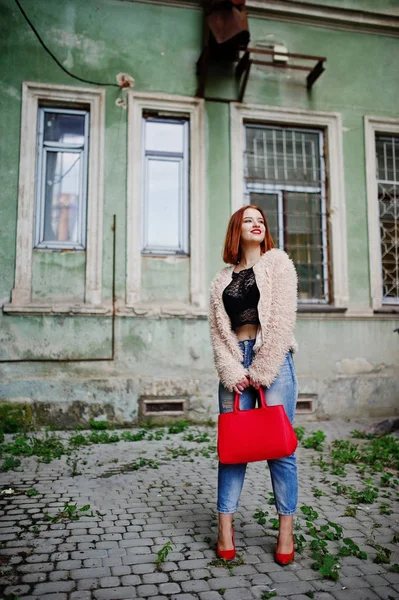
[0,417,398,600]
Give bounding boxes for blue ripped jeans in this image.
[218,339,298,516]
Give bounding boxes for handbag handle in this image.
[233,386,267,411]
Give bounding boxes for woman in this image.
[209,205,298,566]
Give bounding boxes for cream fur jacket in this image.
[209,248,298,392]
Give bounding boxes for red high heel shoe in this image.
[216,527,236,561]
[274,535,295,566]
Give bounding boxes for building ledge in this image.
[3,303,111,316]
[129,0,399,37]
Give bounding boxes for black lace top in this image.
[222,267,260,330]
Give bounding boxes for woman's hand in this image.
[233,377,250,394]
[249,378,260,390]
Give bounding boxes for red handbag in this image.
[217,387,298,464]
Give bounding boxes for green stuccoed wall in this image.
[0,0,398,424]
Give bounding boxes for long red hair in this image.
[222,205,274,265]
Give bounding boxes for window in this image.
[365,116,399,311]
[231,104,348,309]
[5,82,105,312]
[376,135,399,304]
[142,116,189,255]
[126,92,206,312]
[35,108,89,250]
[244,125,328,303]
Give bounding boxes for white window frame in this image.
[126,91,206,313]
[231,103,349,309]
[35,107,89,250]
[365,116,399,311]
[142,116,190,255]
[5,82,105,314]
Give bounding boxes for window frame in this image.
[243,124,329,304]
[5,82,105,314]
[141,116,190,256]
[35,107,89,251]
[365,116,399,311]
[231,102,348,310]
[126,92,206,312]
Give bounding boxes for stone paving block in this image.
[208,575,251,590]
[339,575,371,588]
[248,573,274,586]
[71,567,111,580]
[272,581,316,596]
[223,588,253,600]
[332,589,380,600]
[198,593,223,600]
[32,594,68,600]
[3,585,31,597]
[119,574,141,585]
[181,578,210,592]
[372,585,399,599]
[364,574,393,587]
[131,562,158,574]
[270,569,301,583]
[31,580,76,595]
[70,593,93,600]
[141,571,170,584]
[383,573,399,585]
[158,581,182,594]
[171,570,191,581]
[93,587,137,599]
[99,576,120,588]
[190,568,211,579]
[135,583,159,597]
[49,570,70,581]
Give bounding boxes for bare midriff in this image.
[235,324,258,341]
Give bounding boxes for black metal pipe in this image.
[0,215,117,364]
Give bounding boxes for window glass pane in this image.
[249,192,279,246]
[43,151,81,243]
[246,126,321,185]
[145,120,184,154]
[146,158,181,249]
[284,192,326,301]
[43,112,85,145]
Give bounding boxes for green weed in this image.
[379,502,393,516]
[338,538,367,560]
[89,420,110,430]
[303,430,326,451]
[1,456,21,471]
[155,541,173,570]
[294,426,306,441]
[168,420,190,434]
[44,502,95,523]
[254,509,268,525]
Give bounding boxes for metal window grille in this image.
[376,135,399,303]
[142,116,190,255]
[244,124,329,303]
[35,107,89,250]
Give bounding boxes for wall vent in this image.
[296,395,316,414]
[141,398,186,416]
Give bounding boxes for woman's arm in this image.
[248,258,297,388]
[209,289,248,392]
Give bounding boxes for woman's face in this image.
[240,207,266,245]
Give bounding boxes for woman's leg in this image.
[217,381,256,550]
[266,352,298,553]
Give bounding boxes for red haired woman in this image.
[209,205,298,565]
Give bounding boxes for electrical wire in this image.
[14,0,120,88]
